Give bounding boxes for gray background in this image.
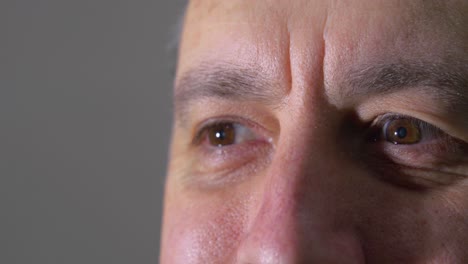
[2,0,185,263]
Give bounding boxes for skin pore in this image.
[161,0,468,263]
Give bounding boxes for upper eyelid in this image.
[373,114,428,128]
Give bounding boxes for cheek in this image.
[425,188,468,262]
[357,185,468,263]
[161,196,249,264]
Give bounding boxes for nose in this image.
[235,125,366,264]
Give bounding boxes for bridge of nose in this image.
[233,108,366,263]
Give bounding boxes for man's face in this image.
[161,0,468,263]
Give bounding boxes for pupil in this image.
[215,130,226,140]
[209,123,235,147]
[395,127,407,139]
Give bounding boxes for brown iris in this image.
[384,118,421,144]
[207,123,236,146]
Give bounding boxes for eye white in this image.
[232,123,257,144]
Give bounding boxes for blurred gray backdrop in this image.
[1,0,185,263]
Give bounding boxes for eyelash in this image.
[188,117,274,182]
[191,114,466,173]
[363,115,468,180]
[192,117,265,146]
[368,114,441,143]
[194,114,452,145]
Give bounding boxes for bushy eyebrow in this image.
[174,59,468,123]
[343,60,468,102]
[174,63,285,122]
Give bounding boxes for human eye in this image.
[369,114,444,146]
[366,113,468,188]
[194,121,258,147]
[189,117,273,184]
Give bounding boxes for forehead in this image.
[177,0,467,86]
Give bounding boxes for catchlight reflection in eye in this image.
[383,118,422,145]
[208,123,236,146]
[206,122,257,147]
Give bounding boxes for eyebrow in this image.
[343,60,468,102]
[174,63,285,121]
[174,59,468,122]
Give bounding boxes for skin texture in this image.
[161,0,468,263]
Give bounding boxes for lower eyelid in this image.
[388,166,464,189]
[373,139,464,169]
[363,149,467,189]
[189,140,273,185]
